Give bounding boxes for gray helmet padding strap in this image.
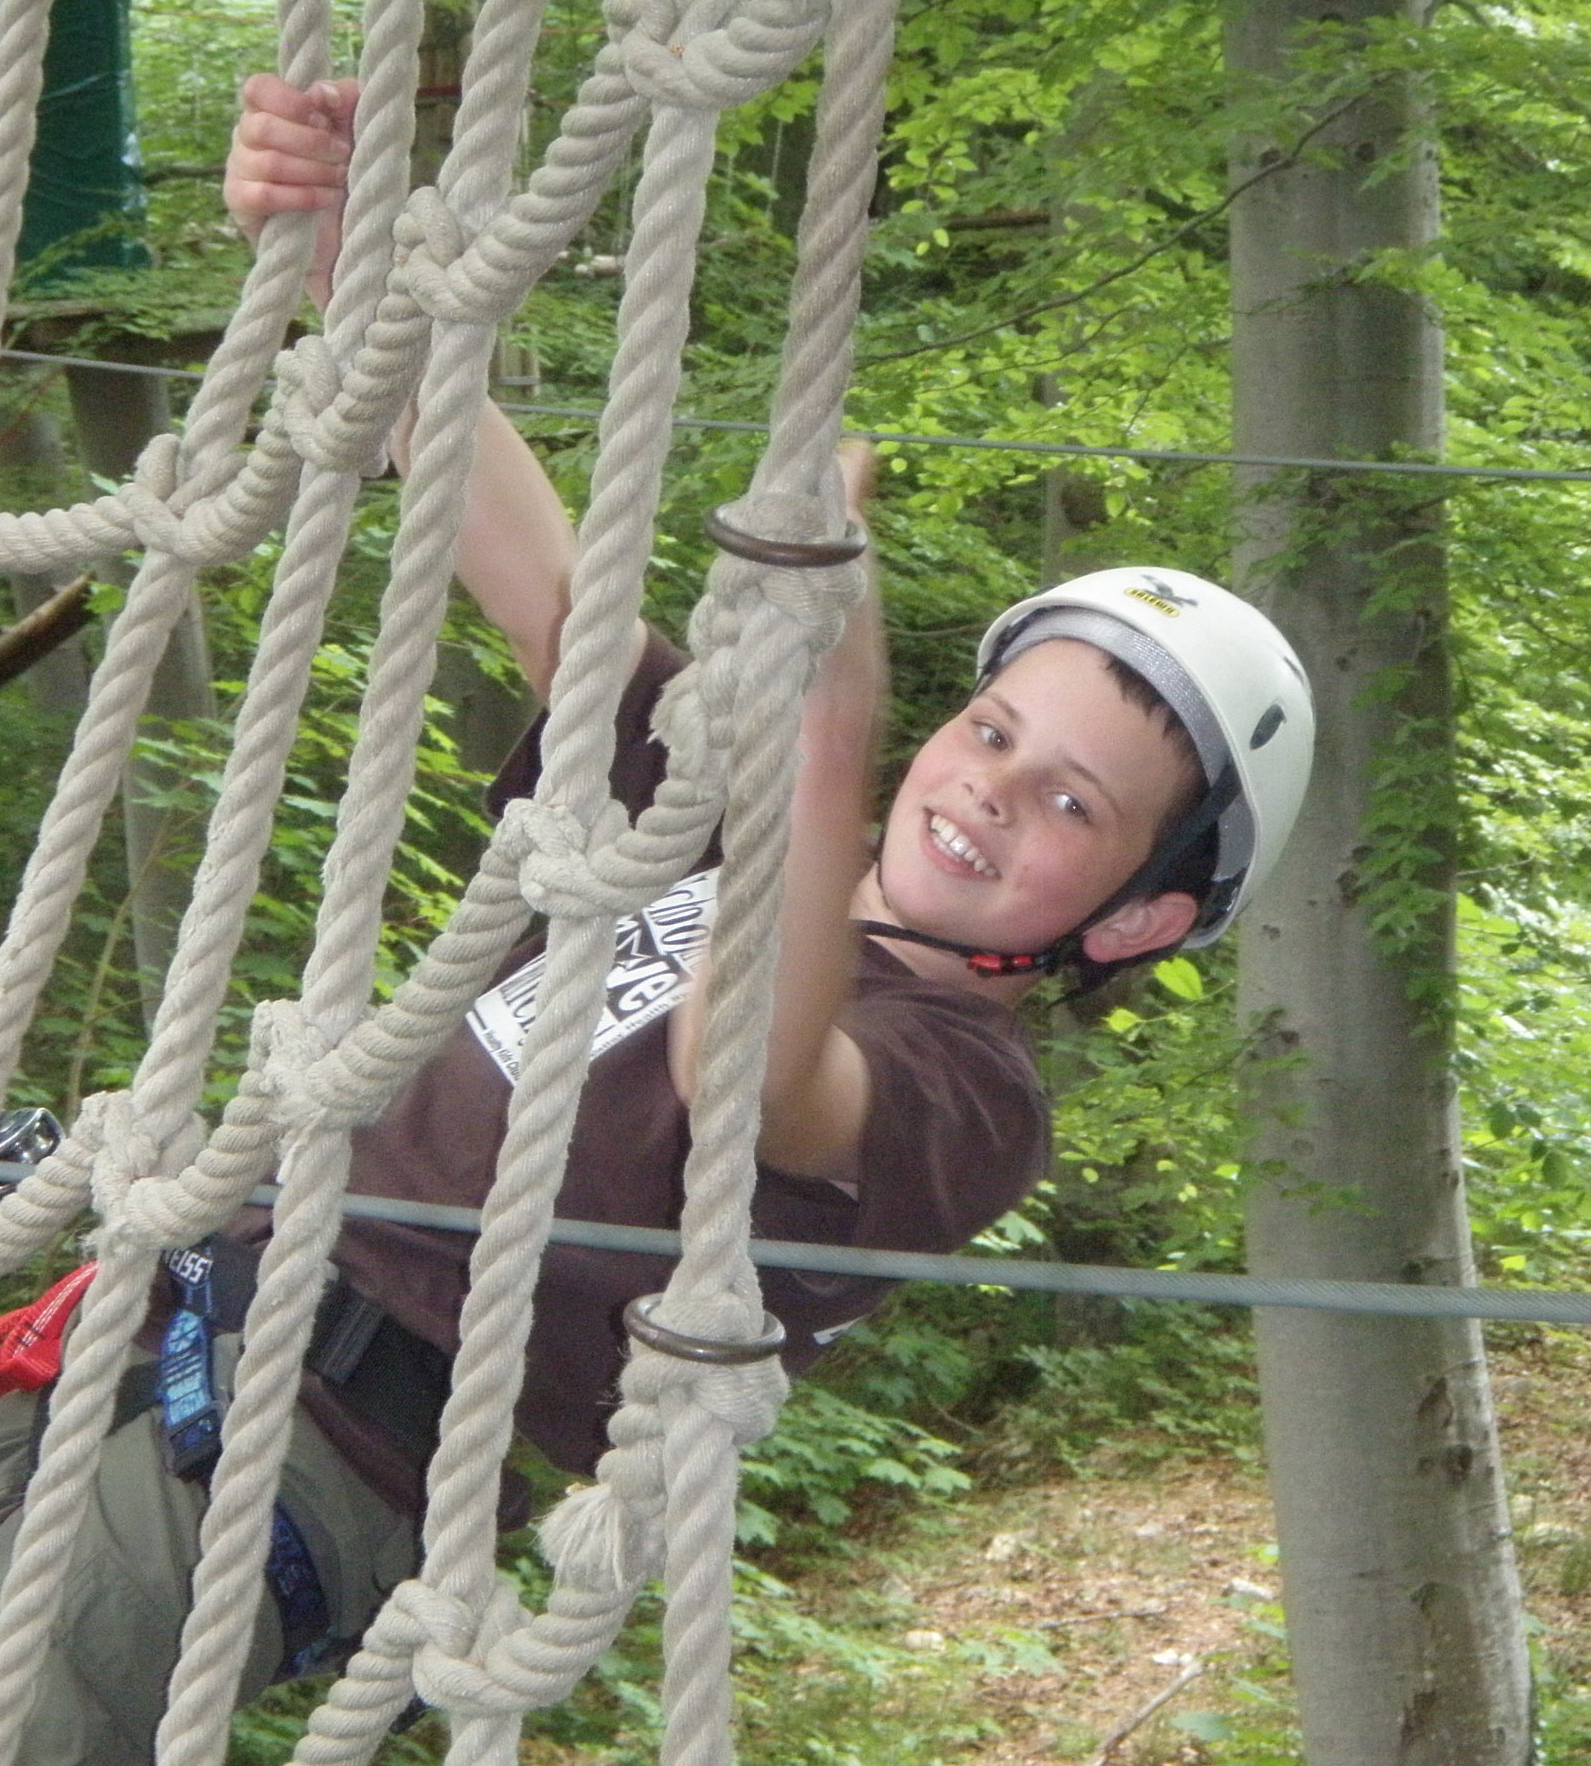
[986,606,1256,895]
[989,607,1227,784]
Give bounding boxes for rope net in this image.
[0,0,894,1759]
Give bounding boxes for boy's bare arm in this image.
[226,73,639,702]
[669,449,882,1180]
[231,75,876,1172]
[387,401,616,702]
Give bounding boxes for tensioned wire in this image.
[6,347,1590,484]
[5,1159,1572,1321]
[228,1181,1591,1324]
[6,340,1587,1328]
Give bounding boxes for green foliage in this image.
[1034,956,1252,1271]
[228,1682,448,1765]
[456,1547,1002,1766]
[737,1385,970,1547]
[128,0,363,321]
[4,10,1588,1764]
[4,0,1579,1422]
[1455,894,1591,1285]
[973,1303,1261,1483]
[3,484,496,1114]
[1534,1646,1591,1765]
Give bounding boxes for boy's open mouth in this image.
[927,813,999,878]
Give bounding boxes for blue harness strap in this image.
[157,1239,334,1681]
[157,1245,226,1478]
[266,1500,334,1677]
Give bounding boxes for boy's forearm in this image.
[391,400,643,700]
[669,569,884,1178]
[446,403,577,700]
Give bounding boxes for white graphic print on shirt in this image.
[467,868,719,1084]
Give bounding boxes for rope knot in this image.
[75,1093,157,1225]
[121,433,202,560]
[618,0,831,111]
[253,1000,378,1134]
[622,1293,790,1444]
[539,1479,663,1593]
[74,1095,213,1253]
[275,337,386,476]
[648,664,732,787]
[397,1578,531,1719]
[395,188,504,326]
[496,797,660,918]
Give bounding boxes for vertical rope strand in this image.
[0,6,897,1764]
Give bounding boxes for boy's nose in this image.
[962,768,1007,821]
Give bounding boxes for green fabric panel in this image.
[18,0,147,283]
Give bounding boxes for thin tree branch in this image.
[944,208,1049,231]
[1085,1657,1206,1766]
[140,161,227,186]
[1037,1606,1169,1629]
[861,86,1383,369]
[0,575,92,685]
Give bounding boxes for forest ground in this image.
[237,1324,1591,1765]
[760,1323,1591,1766]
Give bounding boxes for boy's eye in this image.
[1053,790,1088,820]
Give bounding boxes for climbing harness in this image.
[156,1241,337,1679]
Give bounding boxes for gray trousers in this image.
[0,1342,417,1766]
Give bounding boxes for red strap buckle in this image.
[967,951,1039,977]
[0,1263,97,1395]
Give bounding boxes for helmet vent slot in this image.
[1250,703,1286,749]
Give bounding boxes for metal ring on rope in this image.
[704,503,868,569]
[623,1293,787,1363]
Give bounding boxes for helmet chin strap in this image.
[856,761,1240,983]
[851,915,1063,978]
[856,855,1082,980]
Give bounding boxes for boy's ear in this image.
[1079,892,1200,966]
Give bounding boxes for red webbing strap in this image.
[0,1263,97,1395]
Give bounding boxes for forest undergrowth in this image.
[229,1314,1591,1766]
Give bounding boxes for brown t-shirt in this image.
[274,631,1049,1505]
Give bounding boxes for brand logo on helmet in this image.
[1124,586,1182,618]
[1141,572,1200,607]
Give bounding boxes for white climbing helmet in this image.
[977,566,1314,947]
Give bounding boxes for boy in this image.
[0,75,1312,1763]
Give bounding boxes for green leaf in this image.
[1154,955,1204,1000]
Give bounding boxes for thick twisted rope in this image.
[266,4,854,1762]
[0,0,342,1105]
[0,0,53,325]
[606,12,891,1758]
[154,0,552,1752]
[313,9,876,1766]
[0,0,892,1761]
[0,0,338,1746]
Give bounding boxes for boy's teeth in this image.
[929,814,997,876]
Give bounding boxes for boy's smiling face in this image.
[871,638,1202,963]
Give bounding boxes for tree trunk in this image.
[412,2,470,188]
[66,364,215,1026]
[1227,6,1530,1764]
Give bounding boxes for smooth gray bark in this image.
[1227,5,1530,1763]
[66,364,215,1026]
